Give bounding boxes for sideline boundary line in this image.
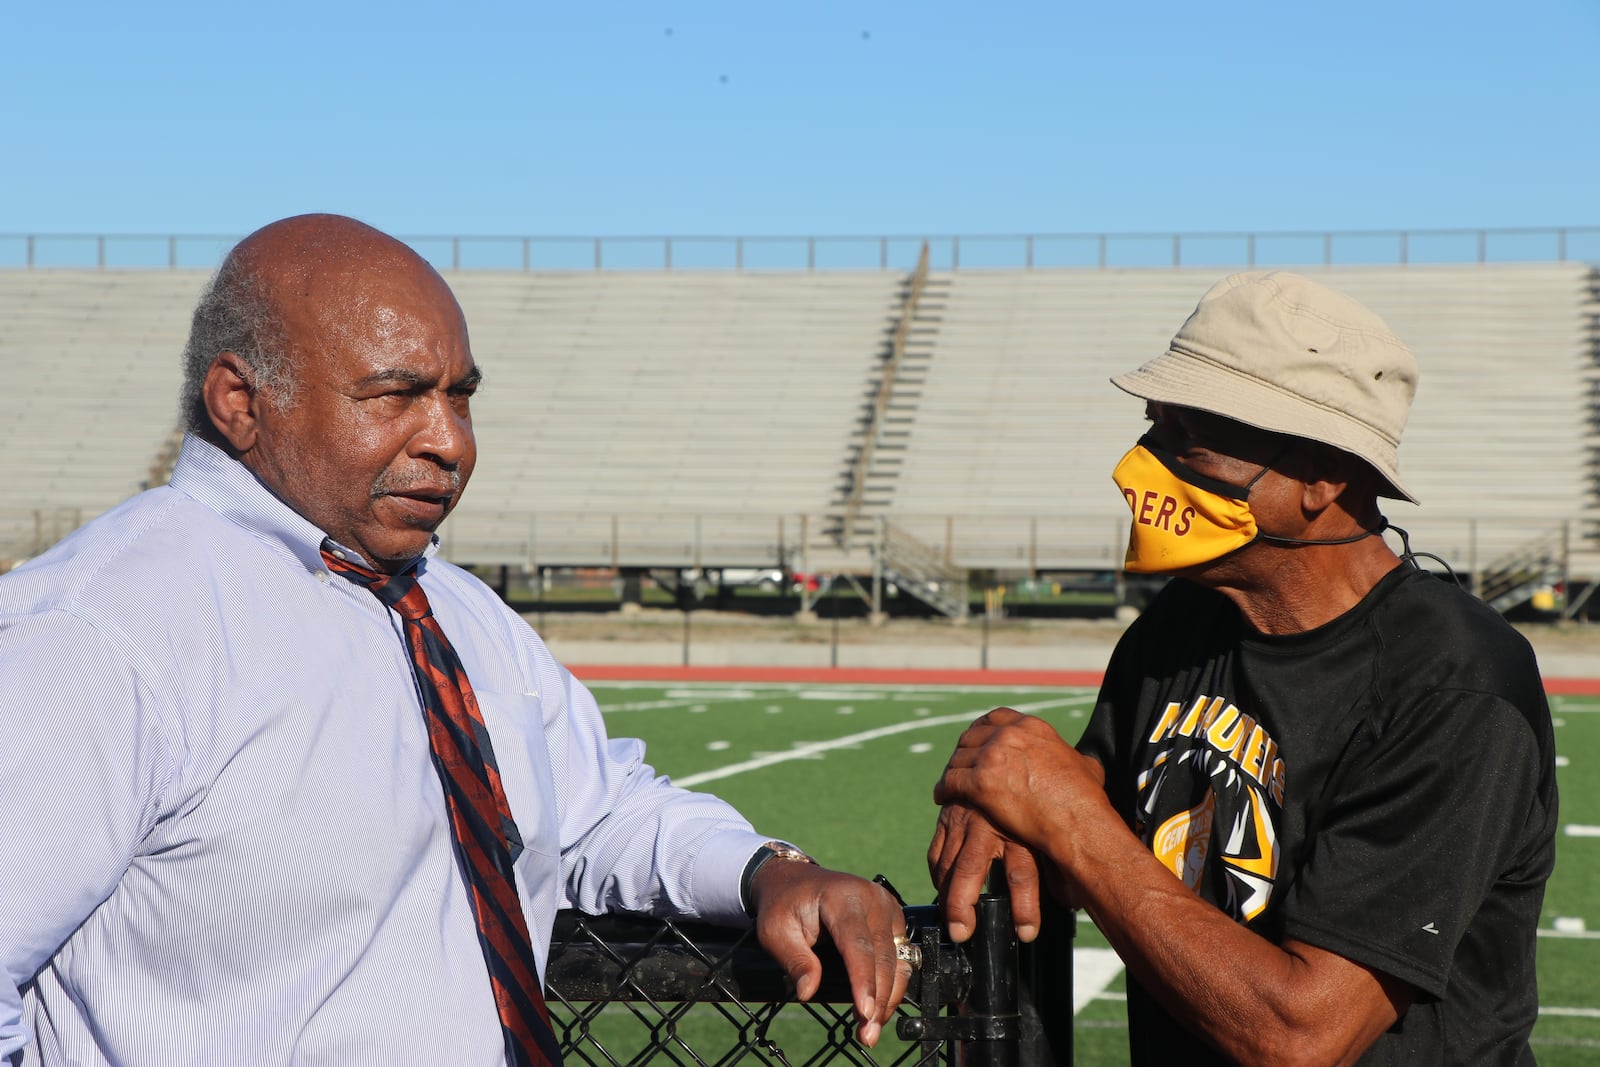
[573,665,1105,686]
[670,695,1087,787]
[570,664,1600,693]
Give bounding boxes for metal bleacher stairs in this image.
[1,260,1596,619]
[824,244,970,618]
[1477,526,1571,616]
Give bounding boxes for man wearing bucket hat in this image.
[930,272,1558,1065]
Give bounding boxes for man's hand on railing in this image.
[930,707,1108,943]
[748,861,913,1047]
[927,802,1045,944]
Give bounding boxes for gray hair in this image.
[178,270,299,447]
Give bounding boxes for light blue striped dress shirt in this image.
[0,436,771,1066]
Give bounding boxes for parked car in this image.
[708,567,787,591]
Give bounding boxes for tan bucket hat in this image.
[1111,270,1420,502]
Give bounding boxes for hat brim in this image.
[1111,353,1418,503]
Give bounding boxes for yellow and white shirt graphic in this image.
[1137,694,1284,923]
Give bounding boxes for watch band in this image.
[739,840,816,913]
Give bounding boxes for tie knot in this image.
[320,544,428,619]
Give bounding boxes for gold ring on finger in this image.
[892,934,922,969]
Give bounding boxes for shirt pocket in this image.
[472,687,560,891]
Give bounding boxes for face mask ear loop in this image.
[1241,440,1295,496]
[1258,518,1389,548]
[1385,521,1463,588]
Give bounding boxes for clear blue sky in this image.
[4,0,1596,239]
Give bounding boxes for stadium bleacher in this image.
[880,264,1600,575]
[1,259,1595,614]
[0,270,202,553]
[447,270,903,569]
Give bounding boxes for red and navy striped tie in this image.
[322,545,562,1067]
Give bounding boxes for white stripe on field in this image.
[1077,977,1600,1021]
[672,697,1086,787]
[1074,949,1125,1015]
[1564,825,1600,837]
[600,694,754,713]
[1538,927,1600,940]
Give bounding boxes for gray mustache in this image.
[370,468,463,500]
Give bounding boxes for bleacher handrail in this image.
[839,242,931,538]
[2,225,1597,272]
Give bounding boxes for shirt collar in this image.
[166,435,440,576]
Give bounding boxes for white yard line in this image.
[1073,949,1125,1015]
[672,696,1090,787]
[599,694,753,713]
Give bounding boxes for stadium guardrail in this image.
[2,226,1597,272]
[420,509,1599,581]
[7,508,1596,583]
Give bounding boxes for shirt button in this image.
[316,571,330,583]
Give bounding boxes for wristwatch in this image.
[739,840,817,913]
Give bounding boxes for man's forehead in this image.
[1146,402,1242,431]
[1146,402,1291,451]
[261,256,467,356]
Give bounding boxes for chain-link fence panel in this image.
[546,898,1076,1067]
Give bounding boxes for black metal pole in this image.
[964,894,1021,1067]
[1016,900,1075,1065]
[681,575,693,667]
[830,588,840,669]
[982,603,990,670]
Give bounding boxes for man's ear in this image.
[1300,476,1348,514]
[1297,443,1364,514]
[202,352,261,453]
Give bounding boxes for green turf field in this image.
[574,680,1599,1065]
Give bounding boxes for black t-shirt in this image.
[1077,566,1558,1065]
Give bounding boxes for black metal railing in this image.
[546,898,1075,1067]
[2,226,1595,272]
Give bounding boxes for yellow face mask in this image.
[1111,434,1273,574]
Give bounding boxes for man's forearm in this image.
[1042,812,1403,1067]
